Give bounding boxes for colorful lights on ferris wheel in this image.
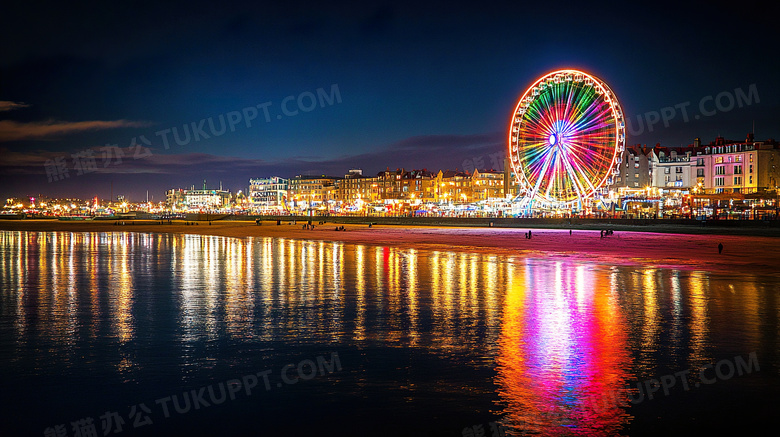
[507,69,625,206]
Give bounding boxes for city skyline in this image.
[3,132,771,204]
[2,1,779,200]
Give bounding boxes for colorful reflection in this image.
[496,260,633,435]
[1,231,777,436]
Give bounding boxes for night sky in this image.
[1,1,778,201]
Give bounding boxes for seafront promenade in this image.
[2,218,779,273]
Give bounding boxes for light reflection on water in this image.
[0,230,777,436]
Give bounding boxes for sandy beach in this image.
[1,219,778,273]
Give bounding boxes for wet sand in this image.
[1,219,778,273]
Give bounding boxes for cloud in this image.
[0,101,30,112]
[0,131,505,176]
[0,145,269,176]
[0,119,151,142]
[0,131,510,200]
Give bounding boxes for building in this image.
[372,168,436,213]
[616,145,653,189]
[437,170,472,204]
[184,188,231,210]
[503,157,520,200]
[471,169,505,201]
[695,135,780,195]
[288,175,340,212]
[650,146,695,190]
[336,169,375,210]
[166,189,187,211]
[166,182,231,211]
[249,177,288,212]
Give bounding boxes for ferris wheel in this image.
[508,69,625,208]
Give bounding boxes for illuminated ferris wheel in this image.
[508,69,625,208]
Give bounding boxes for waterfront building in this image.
[184,187,231,210]
[336,169,371,210]
[650,146,695,190]
[166,189,187,211]
[288,175,340,212]
[372,168,436,214]
[615,145,653,190]
[436,170,472,204]
[471,168,505,201]
[613,145,654,217]
[354,174,381,204]
[376,168,405,201]
[248,177,288,212]
[166,183,231,211]
[695,134,780,195]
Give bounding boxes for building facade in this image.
[695,135,780,195]
[288,175,340,211]
[471,169,504,201]
[650,147,694,190]
[249,177,288,212]
[437,170,472,203]
[184,189,231,210]
[616,145,652,190]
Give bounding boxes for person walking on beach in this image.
[718,242,724,254]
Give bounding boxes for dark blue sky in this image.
[1,1,778,201]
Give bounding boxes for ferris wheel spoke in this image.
[568,138,610,159]
[566,152,600,194]
[568,147,604,181]
[564,87,598,130]
[560,155,588,199]
[573,111,613,136]
[570,103,611,135]
[544,154,563,198]
[529,145,557,199]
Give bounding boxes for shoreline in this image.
[1,219,779,274]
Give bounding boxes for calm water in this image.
[0,230,778,436]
